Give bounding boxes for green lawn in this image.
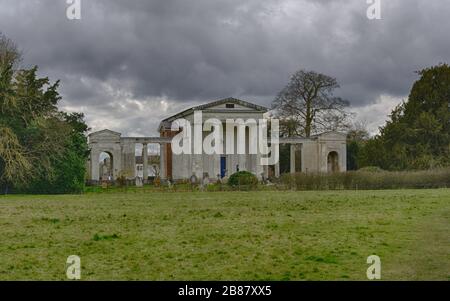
[0,189,449,280]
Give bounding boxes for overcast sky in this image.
[1,0,449,136]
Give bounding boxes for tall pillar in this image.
[263,165,269,179]
[112,150,122,180]
[121,143,136,179]
[238,154,247,171]
[159,143,166,180]
[192,154,203,178]
[300,144,306,172]
[275,160,280,178]
[212,154,220,180]
[90,151,100,182]
[142,143,148,183]
[256,153,263,180]
[290,144,296,173]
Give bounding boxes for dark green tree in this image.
[0,33,88,193]
[359,64,450,170]
[346,122,370,170]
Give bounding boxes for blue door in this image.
[220,156,226,178]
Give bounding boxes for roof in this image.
[88,129,121,137]
[310,131,347,138]
[277,131,347,144]
[159,97,268,130]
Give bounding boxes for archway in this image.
[99,151,114,181]
[327,151,339,172]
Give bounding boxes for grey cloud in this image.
[0,0,449,135]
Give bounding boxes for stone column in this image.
[290,144,296,173]
[192,154,203,178]
[341,143,347,172]
[256,152,263,180]
[121,143,136,179]
[263,164,269,180]
[159,143,166,180]
[238,154,247,171]
[90,151,100,182]
[275,160,280,178]
[112,149,122,180]
[142,143,148,183]
[300,144,306,172]
[212,154,220,180]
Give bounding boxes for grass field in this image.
[0,189,449,280]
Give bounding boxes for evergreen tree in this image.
[0,33,88,193]
[359,64,450,170]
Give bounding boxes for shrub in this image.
[279,168,450,191]
[358,166,384,173]
[228,171,258,189]
[116,175,127,187]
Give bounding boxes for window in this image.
[225,103,235,108]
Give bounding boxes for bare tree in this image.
[347,120,371,141]
[0,32,21,69]
[272,70,352,137]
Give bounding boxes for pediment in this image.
[316,131,347,141]
[89,129,122,138]
[159,98,268,129]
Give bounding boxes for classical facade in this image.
[87,98,346,183]
[87,130,170,183]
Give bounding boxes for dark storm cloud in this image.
[0,0,449,135]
